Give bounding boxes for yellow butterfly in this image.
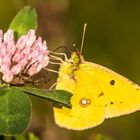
[53,24,140,130]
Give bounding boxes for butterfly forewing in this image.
[85,62,140,118]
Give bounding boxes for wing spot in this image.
[136,88,139,91]
[120,101,123,104]
[110,80,115,85]
[98,92,104,97]
[79,97,91,107]
[110,101,114,105]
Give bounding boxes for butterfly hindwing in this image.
[54,65,105,130]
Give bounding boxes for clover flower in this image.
[0,29,49,83]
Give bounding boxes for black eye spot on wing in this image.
[110,80,115,85]
[120,101,123,104]
[110,101,114,105]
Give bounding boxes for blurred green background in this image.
[1,0,140,140]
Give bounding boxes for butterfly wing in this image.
[83,62,140,118]
[54,59,140,130]
[54,65,105,130]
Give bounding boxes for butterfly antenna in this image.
[80,23,87,54]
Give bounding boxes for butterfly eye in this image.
[79,97,91,107]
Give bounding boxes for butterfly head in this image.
[69,51,83,65]
[58,51,84,77]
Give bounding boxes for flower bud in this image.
[12,49,21,63]
[28,62,42,76]
[11,64,22,75]
[4,29,14,43]
[1,43,6,57]
[2,71,14,83]
[16,35,27,50]
[0,64,10,74]
[42,53,49,67]
[20,46,31,59]
[3,54,11,66]
[18,57,28,70]
[31,37,42,51]
[7,41,16,55]
[26,29,36,46]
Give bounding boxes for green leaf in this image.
[0,86,9,96]
[9,5,37,38]
[0,87,31,136]
[15,86,72,108]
